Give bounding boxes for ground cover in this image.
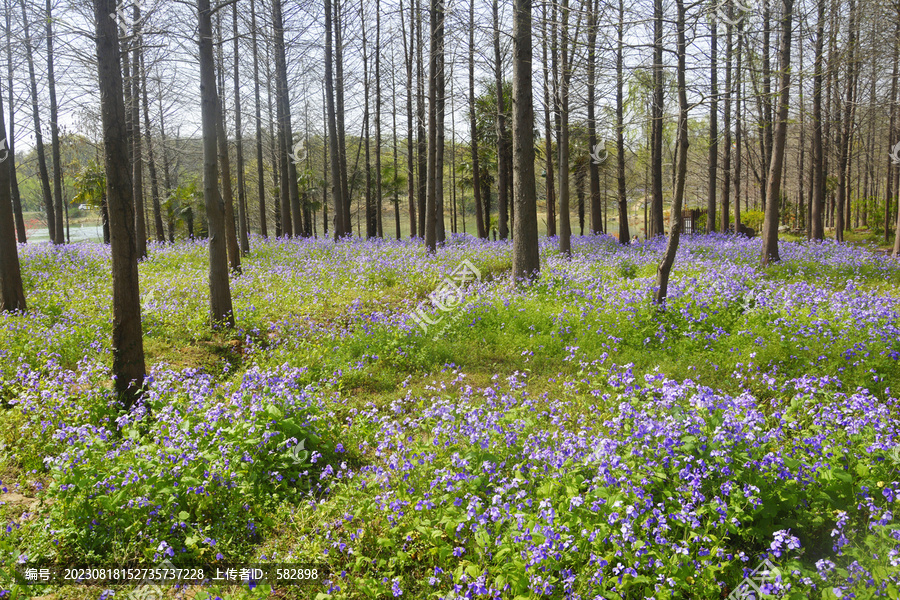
[1,233,898,599]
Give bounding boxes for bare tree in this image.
[493,0,510,240]
[512,0,539,279]
[707,10,718,232]
[19,0,56,243]
[251,0,267,238]
[92,0,146,404]
[401,0,416,238]
[760,0,795,265]
[470,0,485,239]
[199,0,235,326]
[4,0,25,243]
[234,3,250,252]
[325,0,345,238]
[615,0,629,243]
[655,0,689,304]
[46,0,65,244]
[424,0,445,253]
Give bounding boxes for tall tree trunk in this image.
[835,0,857,243]
[401,0,416,238]
[140,53,165,243]
[391,43,401,240]
[5,0,25,243]
[335,0,351,235]
[0,67,24,311]
[760,0,795,265]
[233,4,250,251]
[158,91,175,242]
[892,5,900,255]
[759,3,773,211]
[811,0,826,240]
[322,85,329,237]
[424,0,444,253]
[470,0,485,239]
[251,0,267,238]
[216,13,241,273]
[734,19,743,231]
[325,0,345,238]
[655,0,689,304]
[541,0,555,239]
[512,0,539,279]
[721,11,732,233]
[272,0,303,238]
[92,0,146,403]
[707,11,718,232]
[494,0,510,240]
[375,0,383,238]
[132,3,147,258]
[362,0,375,238]
[199,0,235,326]
[20,0,55,243]
[46,0,65,244]
[265,39,281,237]
[650,0,664,237]
[616,0,628,243]
[558,0,573,255]
[587,0,601,235]
[416,0,427,238]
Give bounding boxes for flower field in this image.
[1,234,899,599]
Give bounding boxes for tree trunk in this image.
[233,4,250,251]
[158,92,175,243]
[616,0,628,243]
[401,0,416,238]
[0,71,24,311]
[722,12,732,233]
[811,0,826,240]
[541,0,555,239]
[416,0,427,238]
[650,0,664,237]
[362,0,374,238]
[707,11,718,232]
[470,0,485,239]
[272,0,303,238]
[494,0,510,240]
[92,0,146,403]
[131,3,147,258]
[335,0,351,235]
[20,0,55,243]
[512,0,539,279]
[734,19,743,232]
[558,0,573,255]
[325,0,345,238]
[375,0,383,238]
[760,0,794,265]
[587,0,601,235]
[655,0,689,304]
[216,13,241,272]
[46,0,65,244]
[835,0,858,243]
[199,0,235,326]
[139,53,165,243]
[5,1,25,243]
[892,5,900,255]
[251,0,267,238]
[424,0,444,253]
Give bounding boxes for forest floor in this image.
[1,233,899,599]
